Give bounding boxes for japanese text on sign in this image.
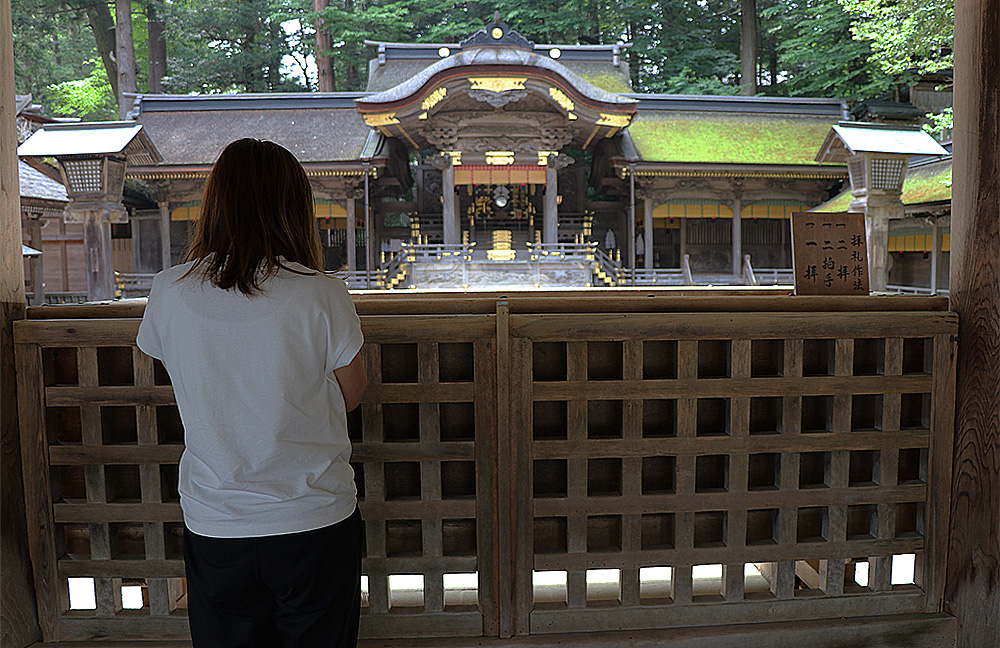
[791,212,870,295]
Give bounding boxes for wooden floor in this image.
[28,613,955,648]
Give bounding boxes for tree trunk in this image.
[314,0,334,92]
[115,0,136,119]
[147,1,166,93]
[84,0,119,102]
[740,0,757,96]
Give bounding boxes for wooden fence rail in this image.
[13,295,957,643]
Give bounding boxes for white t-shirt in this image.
[137,259,363,538]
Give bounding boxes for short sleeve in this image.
[325,278,364,373]
[136,276,165,360]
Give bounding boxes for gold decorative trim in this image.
[597,113,630,128]
[396,124,420,149]
[422,87,447,111]
[485,151,515,165]
[582,125,601,149]
[538,151,557,166]
[633,170,848,178]
[363,112,400,127]
[469,77,526,93]
[548,87,574,112]
[443,151,462,165]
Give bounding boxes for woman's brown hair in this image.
[183,138,323,295]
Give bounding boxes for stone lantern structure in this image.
[18,122,162,301]
[815,122,947,291]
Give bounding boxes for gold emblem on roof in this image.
[491,27,504,39]
[469,77,527,93]
[422,87,447,111]
[485,151,515,165]
[363,112,400,127]
[548,87,575,112]
[597,113,630,128]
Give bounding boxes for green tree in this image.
[46,57,118,120]
[762,0,890,100]
[162,0,311,93]
[839,0,953,76]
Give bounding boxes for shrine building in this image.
[121,17,852,289]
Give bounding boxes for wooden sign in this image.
[791,212,870,295]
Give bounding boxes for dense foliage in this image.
[12,0,954,120]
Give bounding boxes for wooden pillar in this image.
[643,196,653,270]
[628,166,636,282]
[679,217,687,267]
[26,218,44,306]
[929,217,939,294]
[346,198,356,272]
[158,201,171,270]
[947,2,1000,648]
[544,168,558,244]
[1,0,42,642]
[442,164,457,245]
[75,210,117,301]
[732,198,743,277]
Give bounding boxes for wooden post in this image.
[158,201,171,270]
[544,167,558,244]
[947,2,1000,647]
[1,0,42,643]
[443,164,457,245]
[346,197,356,272]
[643,196,653,270]
[930,217,939,295]
[679,216,687,266]
[76,209,117,301]
[732,197,743,277]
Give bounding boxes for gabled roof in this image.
[815,122,949,163]
[130,94,380,168]
[17,122,162,165]
[18,160,68,203]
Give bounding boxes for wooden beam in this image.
[946,0,1000,647]
[0,0,42,644]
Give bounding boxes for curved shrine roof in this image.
[357,46,634,109]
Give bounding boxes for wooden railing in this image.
[14,294,956,644]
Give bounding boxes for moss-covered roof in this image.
[898,158,952,204]
[813,157,952,212]
[629,111,840,165]
[559,61,633,93]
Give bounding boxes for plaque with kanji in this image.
[791,212,870,295]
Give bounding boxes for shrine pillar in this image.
[443,163,457,245]
[643,196,654,270]
[544,167,558,244]
[346,198,356,272]
[158,201,171,270]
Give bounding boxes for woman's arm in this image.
[333,352,367,411]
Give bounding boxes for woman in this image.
[137,138,367,648]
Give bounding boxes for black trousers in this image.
[183,508,363,648]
